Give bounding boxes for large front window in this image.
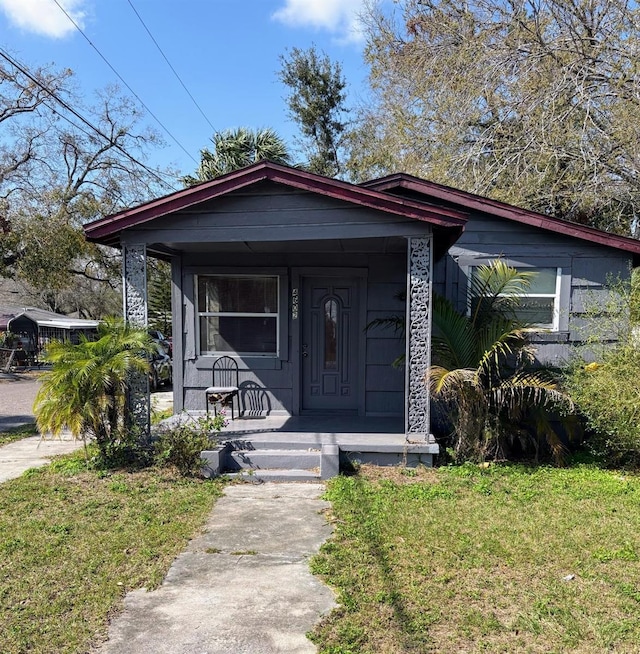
[197,275,278,355]
[470,265,561,330]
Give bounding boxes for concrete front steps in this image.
[202,437,338,482]
[201,430,439,482]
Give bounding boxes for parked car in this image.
[149,344,172,390]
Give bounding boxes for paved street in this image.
[0,372,40,430]
[0,372,86,482]
[0,373,174,431]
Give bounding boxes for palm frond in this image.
[431,294,477,369]
[34,318,152,451]
[469,260,535,327]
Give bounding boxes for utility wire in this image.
[126,0,216,133]
[0,47,179,192]
[52,0,198,165]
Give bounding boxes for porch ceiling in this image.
[148,236,408,257]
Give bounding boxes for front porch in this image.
[85,162,469,473]
[201,414,439,481]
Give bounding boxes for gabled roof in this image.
[363,173,640,258]
[0,306,99,331]
[84,161,467,248]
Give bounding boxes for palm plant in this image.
[182,127,291,185]
[34,318,153,462]
[429,260,573,463]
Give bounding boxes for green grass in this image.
[0,449,225,654]
[0,422,38,446]
[311,463,640,653]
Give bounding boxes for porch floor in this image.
[218,414,437,450]
[196,414,439,480]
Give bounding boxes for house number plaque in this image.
[292,287,299,320]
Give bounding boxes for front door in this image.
[301,277,360,412]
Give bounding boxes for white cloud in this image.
[272,0,366,43]
[0,0,87,39]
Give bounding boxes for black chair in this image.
[205,356,239,420]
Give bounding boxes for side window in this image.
[196,275,279,356]
[469,265,562,331]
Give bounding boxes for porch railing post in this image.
[405,235,433,441]
[122,243,150,437]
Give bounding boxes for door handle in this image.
[302,343,309,358]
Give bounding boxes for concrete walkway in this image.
[0,373,86,481]
[1,380,338,651]
[0,435,85,483]
[0,376,171,482]
[95,482,337,654]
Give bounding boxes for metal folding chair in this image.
[205,356,239,419]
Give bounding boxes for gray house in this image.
[83,162,640,476]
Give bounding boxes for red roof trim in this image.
[364,173,640,255]
[84,161,467,241]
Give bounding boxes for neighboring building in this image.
[0,306,99,359]
[83,161,640,459]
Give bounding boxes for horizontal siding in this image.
[183,387,292,415]
[572,256,631,283]
[184,362,291,390]
[131,189,431,244]
[131,220,429,244]
[442,213,635,365]
[366,391,404,416]
[366,338,405,365]
[365,365,404,392]
[570,287,611,314]
[367,282,405,310]
[364,261,406,406]
[179,249,409,416]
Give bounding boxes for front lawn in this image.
[311,463,640,653]
[0,450,224,654]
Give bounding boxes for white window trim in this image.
[195,274,280,357]
[468,265,562,332]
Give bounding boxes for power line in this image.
[52,0,198,166]
[126,0,216,133]
[0,47,180,192]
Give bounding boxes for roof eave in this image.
[84,162,468,245]
[364,175,640,258]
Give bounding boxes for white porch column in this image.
[122,243,150,434]
[405,236,433,441]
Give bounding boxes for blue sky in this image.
[0,0,371,178]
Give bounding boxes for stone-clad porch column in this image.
[405,236,433,442]
[122,243,150,435]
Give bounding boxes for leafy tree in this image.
[428,261,573,463]
[182,127,291,185]
[34,318,153,464]
[279,45,349,177]
[351,0,640,234]
[0,57,172,315]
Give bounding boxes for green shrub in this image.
[564,344,640,466]
[154,413,226,476]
